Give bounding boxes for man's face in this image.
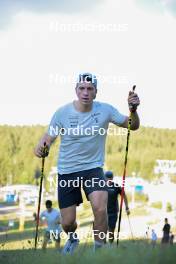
[107,177,113,184]
[46,206,52,212]
[76,82,97,104]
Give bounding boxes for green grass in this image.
[0,225,176,264]
[0,239,176,264]
[0,205,176,264]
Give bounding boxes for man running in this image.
[40,200,62,250]
[151,229,157,248]
[34,72,140,253]
[105,171,130,244]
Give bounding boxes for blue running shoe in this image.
[62,237,79,255]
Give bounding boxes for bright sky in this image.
[0,0,176,128]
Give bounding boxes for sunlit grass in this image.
[0,238,176,264]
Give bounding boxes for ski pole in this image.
[34,142,48,249]
[127,213,134,240]
[117,85,136,246]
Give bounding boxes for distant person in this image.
[33,212,37,221]
[105,171,130,244]
[39,200,62,250]
[170,232,174,245]
[161,218,170,244]
[145,226,149,239]
[151,229,157,248]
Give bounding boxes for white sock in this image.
[94,240,104,251]
[69,232,77,241]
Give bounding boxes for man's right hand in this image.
[34,143,49,158]
[34,133,56,158]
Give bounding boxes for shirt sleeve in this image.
[40,211,45,220]
[47,108,63,137]
[57,211,61,221]
[109,105,126,125]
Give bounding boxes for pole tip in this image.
[132,85,136,91]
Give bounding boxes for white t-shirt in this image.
[48,101,126,174]
[40,208,62,232]
[151,231,157,241]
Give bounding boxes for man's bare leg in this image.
[55,240,60,250]
[61,205,77,236]
[61,205,79,254]
[42,236,48,251]
[89,191,108,248]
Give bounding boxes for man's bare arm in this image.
[120,111,140,130]
[120,90,140,130]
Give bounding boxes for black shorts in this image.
[108,213,118,230]
[161,235,170,244]
[58,167,107,209]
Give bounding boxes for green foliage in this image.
[151,201,162,209]
[0,125,176,185]
[127,192,149,203]
[106,126,176,181]
[0,125,60,186]
[166,202,172,212]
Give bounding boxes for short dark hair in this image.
[105,171,114,179]
[77,72,97,89]
[45,200,52,208]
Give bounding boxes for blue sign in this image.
[6,194,15,203]
[135,185,144,193]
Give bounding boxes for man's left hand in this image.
[128,91,140,112]
[126,208,130,215]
